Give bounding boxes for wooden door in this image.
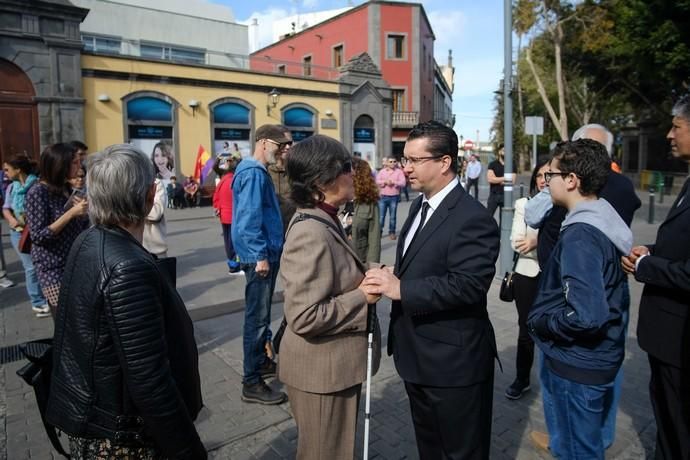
[0,59,39,166]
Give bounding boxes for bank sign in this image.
[354,128,375,143]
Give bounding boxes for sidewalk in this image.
[0,193,661,459]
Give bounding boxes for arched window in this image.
[210,98,253,160]
[123,92,178,187]
[282,104,316,141]
[353,114,376,165]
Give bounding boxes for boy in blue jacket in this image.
[527,139,633,459]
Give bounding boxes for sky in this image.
[212,0,505,145]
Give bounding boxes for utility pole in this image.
[500,0,514,275]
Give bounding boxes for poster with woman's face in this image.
[129,138,176,188]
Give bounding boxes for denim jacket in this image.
[231,158,283,263]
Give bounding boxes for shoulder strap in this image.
[287,212,343,241]
[512,251,520,271]
[286,212,365,273]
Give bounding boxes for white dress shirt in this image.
[403,177,459,255]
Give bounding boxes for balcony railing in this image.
[392,111,419,128]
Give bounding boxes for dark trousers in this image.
[648,355,690,459]
[467,177,479,200]
[486,193,503,219]
[221,223,236,262]
[512,272,539,382]
[405,375,493,459]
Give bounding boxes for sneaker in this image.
[0,277,15,288]
[259,358,277,379]
[32,304,50,314]
[228,269,245,276]
[505,379,531,400]
[242,380,286,405]
[35,311,51,318]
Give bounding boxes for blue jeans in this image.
[540,357,615,459]
[9,230,46,307]
[241,261,279,384]
[379,195,399,235]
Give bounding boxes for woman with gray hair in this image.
[46,144,206,459]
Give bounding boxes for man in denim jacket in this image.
[232,124,289,405]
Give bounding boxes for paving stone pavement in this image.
[0,191,663,459]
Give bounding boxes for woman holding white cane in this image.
[278,135,381,459]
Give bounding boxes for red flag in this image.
[193,145,210,181]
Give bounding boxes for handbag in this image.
[16,339,71,458]
[273,317,288,355]
[499,252,520,302]
[18,224,31,254]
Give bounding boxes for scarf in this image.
[11,174,38,216]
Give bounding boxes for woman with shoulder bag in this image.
[504,159,549,400]
[46,144,206,459]
[279,135,381,459]
[2,155,49,316]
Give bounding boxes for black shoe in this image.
[505,379,531,400]
[242,380,286,405]
[259,359,277,379]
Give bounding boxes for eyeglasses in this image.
[264,139,293,148]
[543,171,571,184]
[400,155,445,167]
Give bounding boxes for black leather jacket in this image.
[46,225,206,459]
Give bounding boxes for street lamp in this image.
[267,88,280,116]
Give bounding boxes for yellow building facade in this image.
[81,54,342,177]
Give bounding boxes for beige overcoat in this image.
[278,207,381,394]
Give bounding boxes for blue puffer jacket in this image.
[527,199,632,385]
[231,158,283,263]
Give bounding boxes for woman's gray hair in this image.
[86,143,155,226]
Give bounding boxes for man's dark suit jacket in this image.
[388,183,500,387]
[637,177,690,370]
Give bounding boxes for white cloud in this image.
[302,0,319,9]
[239,8,291,49]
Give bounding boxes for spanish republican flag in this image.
[193,145,213,183]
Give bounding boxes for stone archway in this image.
[0,59,39,165]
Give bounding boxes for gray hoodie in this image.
[561,198,633,255]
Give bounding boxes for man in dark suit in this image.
[622,93,690,459]
[365,121,500,459]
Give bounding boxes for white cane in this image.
[363,304,376,460]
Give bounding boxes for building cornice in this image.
[81,67,342,100]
